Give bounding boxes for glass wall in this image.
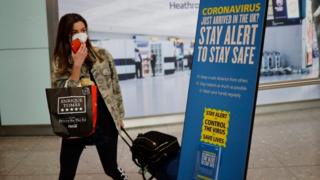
[57,0,320,118]
[260,0,319,84]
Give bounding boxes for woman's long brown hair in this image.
[53,13,101,75]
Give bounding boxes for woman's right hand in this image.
[72,43,88,68]
[69,43,88,82]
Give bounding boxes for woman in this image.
[52,13,127,180]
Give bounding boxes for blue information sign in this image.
[178,1,268,180]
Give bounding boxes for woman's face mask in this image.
[72,32,88,43]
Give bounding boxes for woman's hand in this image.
[72,43,88,68]
[70,43,87,82]
[119,119,125,129]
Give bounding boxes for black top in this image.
[63,61,117,145]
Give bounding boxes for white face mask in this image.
[72,32,88,43]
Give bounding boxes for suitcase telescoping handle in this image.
[119,127,134,148]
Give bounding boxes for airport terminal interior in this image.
[0,0,320,179]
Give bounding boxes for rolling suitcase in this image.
[119,127,180,180]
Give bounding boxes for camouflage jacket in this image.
[52,48,125,131]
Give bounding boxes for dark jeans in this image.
[59,95,122,180]
[58,137,121,180]
[135,62,142,78]
[151,60,156,76]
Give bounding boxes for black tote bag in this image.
[45,86,97,138]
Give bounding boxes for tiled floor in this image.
[0,108,319,180]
